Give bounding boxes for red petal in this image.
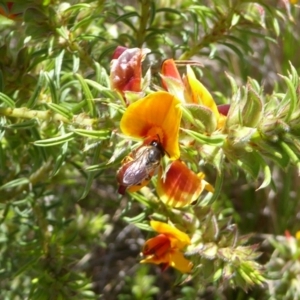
[217,104,230,116]
[161,59,183,90]
[143,234,171,257]
[157,160,206,207]
[111,46,128,60]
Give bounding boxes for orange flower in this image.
[110,47,150,97]
[161,59,226,129]
[120,91,182,159]
[156,160,214,208]
[141,220,193,273]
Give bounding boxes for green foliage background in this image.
[0,0,300,299]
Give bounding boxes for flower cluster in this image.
[110,46,263,281]
[112,48,218,207]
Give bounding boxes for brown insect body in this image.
[117,140,165,194]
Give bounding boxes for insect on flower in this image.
[117,138,165,195]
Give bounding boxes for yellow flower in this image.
[141,220,193,273]
[161,59,227,129]
[120,91,182,160]
[156,160,214,208]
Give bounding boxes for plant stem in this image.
[136,0,151,47]
[0,107,97,126]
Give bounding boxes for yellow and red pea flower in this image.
[141,220,193,273]
[117,91,182,194]
[120,91,182,160]
[161,59,227,129]
[110,47,150,100]
[116,52,215,202]
[156,160,214,208]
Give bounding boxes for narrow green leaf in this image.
[288,61,299,87]
[8,119,37,129]
[0,92,15,108]
[0,178,30,191]
[75,74,96,117]
[272,17,280,37]
[222,42,245,64]
[0,142,6,175]
[64,3,90,14]
[115,11,140,23]
[280,141,300,166]
[279,74,297,122]
[33,132,74,147]
[123,212,146,224]
[44,72,58,104]
[80,143,102,199]
[48,103,73,119]
[156,7,186,18]
[226,35,253,54]
[73,15,94,32]
[148,0,156,25]
[254,139,289,169]
[85,79,109,92]
[134,223,154,231]
[73,129,110,139]
[55,26,69,40]
[12,257,40,278]
[242,87,263,127]
[94,61,110,88]
[54,50,65,88]
[27,72,45,108]
[231,13,240,27]
[225,72,238,95]
[209,170,224,204]
[0,203,11,224]
[0,70,3,92]
[72,54,80,73]
[182,129,225,146]
[237,151,261,179]
[51,141,68,176]
[256,156,271,190]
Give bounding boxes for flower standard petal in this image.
[150,220,191,249]
[157,160,213,208]
[120,91,182,159]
